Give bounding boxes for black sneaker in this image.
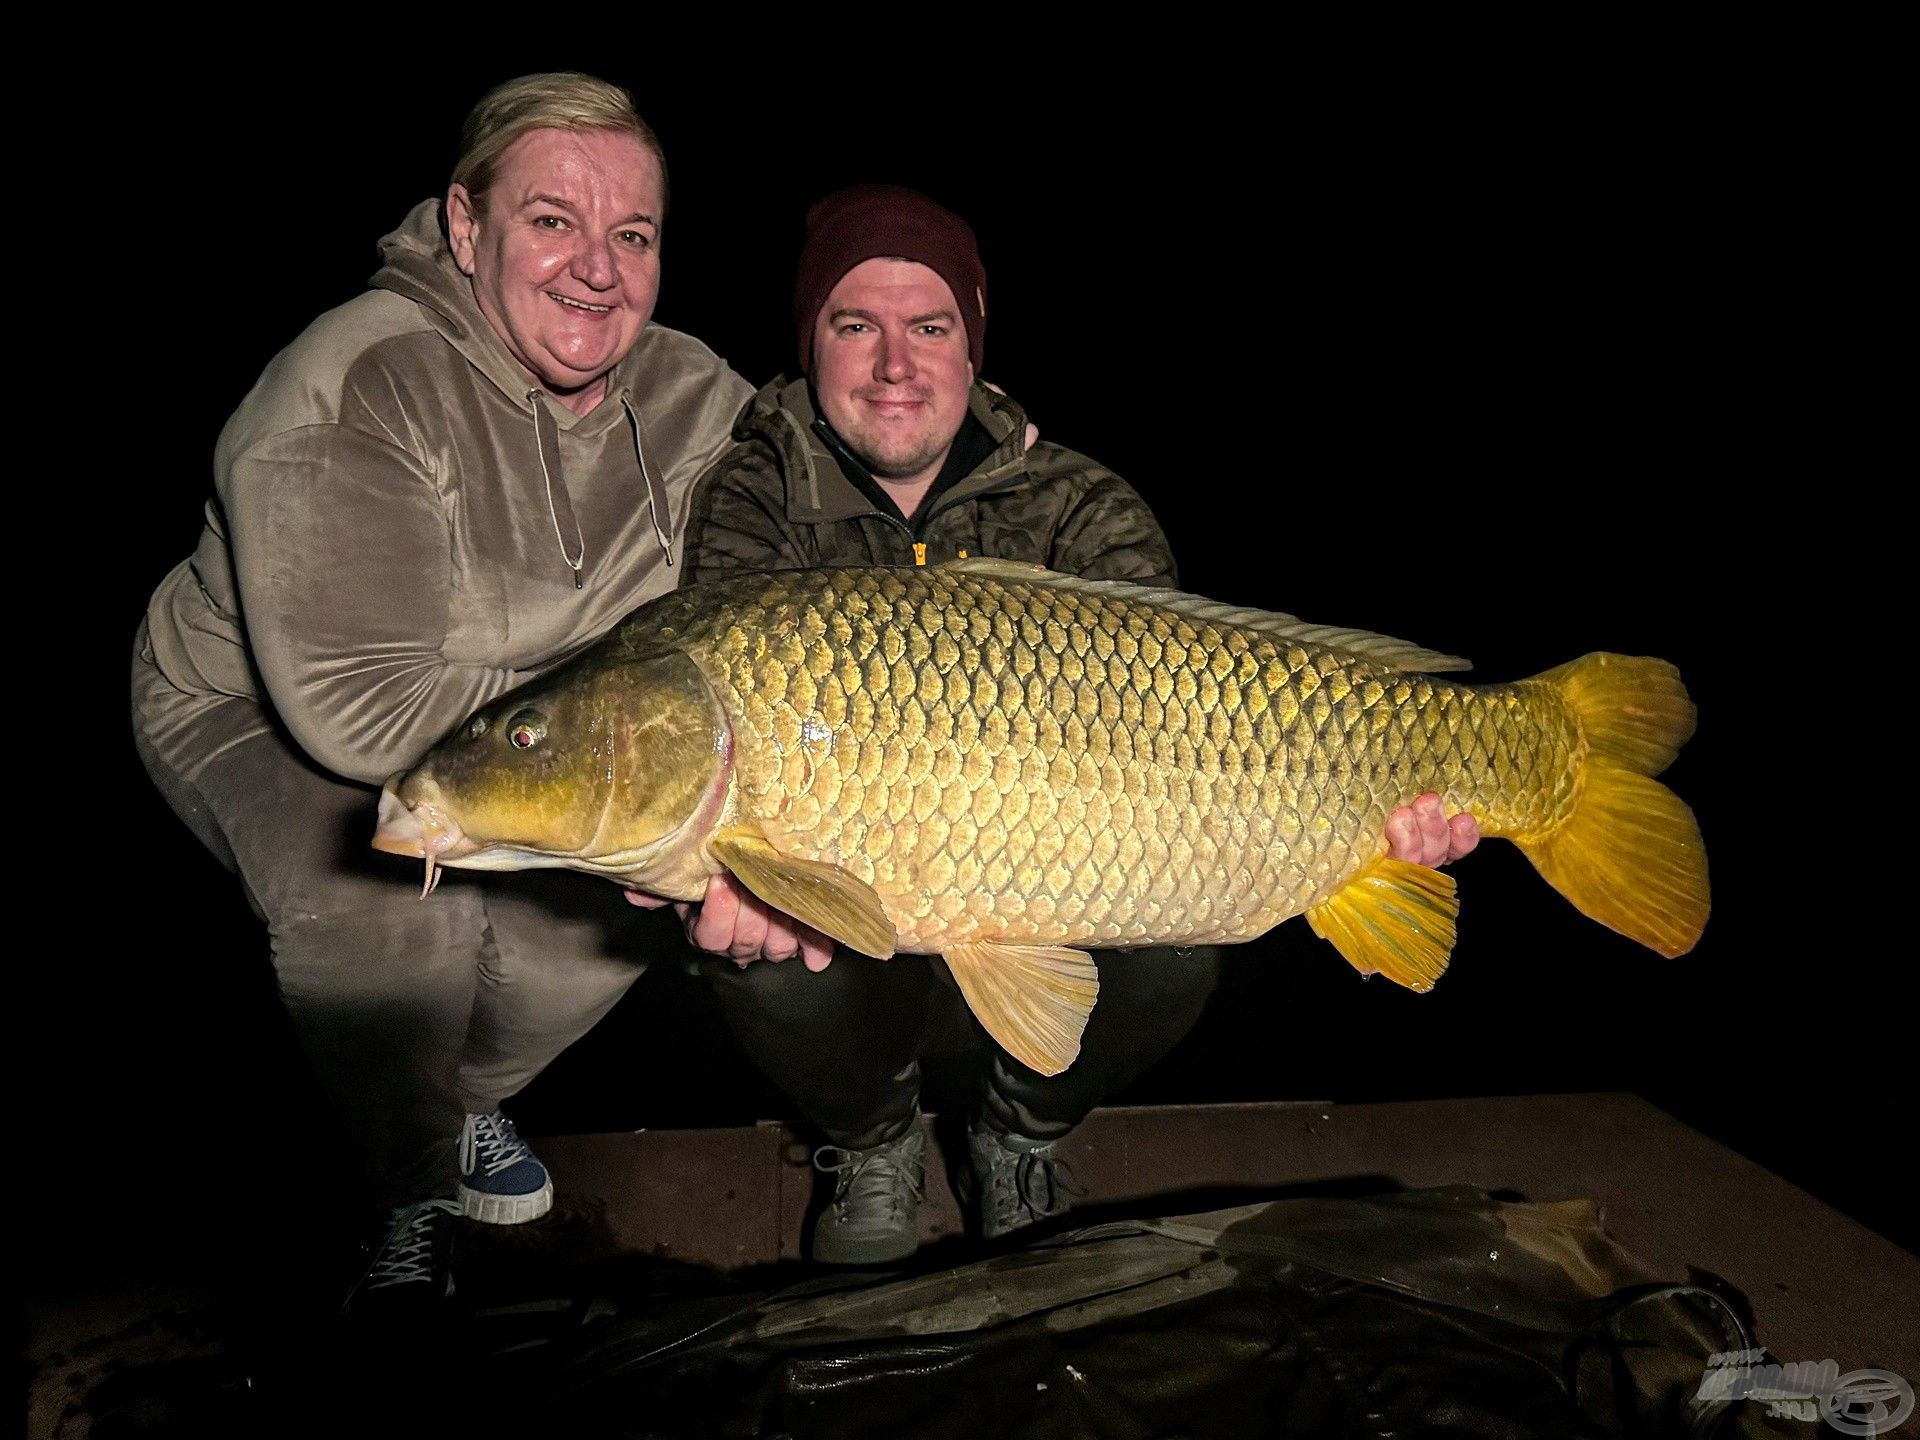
[343,1198,460,1320]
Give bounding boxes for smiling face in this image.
[812,257,975,488]
[446,127,663,415]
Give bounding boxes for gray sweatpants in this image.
[132,639,653,1207]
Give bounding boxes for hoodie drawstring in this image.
[621,391,676,569]
[528,391,586,589]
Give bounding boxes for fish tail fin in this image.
[1511,653,1709,958]
[1531,652,1697,775]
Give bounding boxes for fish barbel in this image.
[374,560,1708,1076]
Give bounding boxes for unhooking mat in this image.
[41,1186,1856,1438]
[519,1186,1822,1439]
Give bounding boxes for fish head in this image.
[373,649,731,894]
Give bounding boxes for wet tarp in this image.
[523,1187,1811,1438]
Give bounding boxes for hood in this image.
[372,198,544,412]
[370,199,677,579]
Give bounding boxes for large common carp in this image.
[374,561,1708,1076]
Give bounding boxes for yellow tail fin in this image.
[1512,654,1709,958]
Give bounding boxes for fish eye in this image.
[508,712,548,750]
[464,714,489,740]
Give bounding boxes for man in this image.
[676,186,1477,1263]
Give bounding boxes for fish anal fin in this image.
[943,942,1099,1078]
[1306,857,1458,992]
[709,829,896,959]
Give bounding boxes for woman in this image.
[131,71,761,1313]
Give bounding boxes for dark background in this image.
[38,53,1901,1313]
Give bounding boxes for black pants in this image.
[707,947,1224,1149]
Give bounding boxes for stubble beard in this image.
[855,427,953,482]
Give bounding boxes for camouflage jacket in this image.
[681,376,1176,587]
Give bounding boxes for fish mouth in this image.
[374,780,480,896]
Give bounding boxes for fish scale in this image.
[379,561,1706,1076]
[654,566,1568,951]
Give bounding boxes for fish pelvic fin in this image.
[1306,857,1458,992]
[1513,653,1709,958]
[709,829,897,959]
[943,942,1100,1078]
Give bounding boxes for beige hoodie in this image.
[139,199,751,786]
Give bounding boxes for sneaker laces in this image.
[814,1138,926,1223]
[984,1140,1084,1225]
[462,1111,535,1178]
[364,1199,460,1291]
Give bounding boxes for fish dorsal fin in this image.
[709,829,897,960]
[939,558,1470,674]
[942,941,1099,1077]
[1305,856,1459,992]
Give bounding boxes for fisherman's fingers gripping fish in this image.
[374,560,1709,1077]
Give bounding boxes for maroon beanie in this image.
[794,184,987,377]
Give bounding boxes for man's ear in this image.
[446,185,480,276]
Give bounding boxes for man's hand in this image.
[625,874,836,971]
[1385,793,1479,868]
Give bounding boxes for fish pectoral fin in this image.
[938,556,1054,579]
[708,829,896,960]
[1306,857,1458,993]
[943,942,1099,1078]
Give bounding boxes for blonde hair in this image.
[452,72,667,220]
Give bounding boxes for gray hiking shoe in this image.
[965,1121,1081,1240]
[810,1122,926,1265]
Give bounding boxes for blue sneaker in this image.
[458,1111,554,1225]
[345,1197,460,1318]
